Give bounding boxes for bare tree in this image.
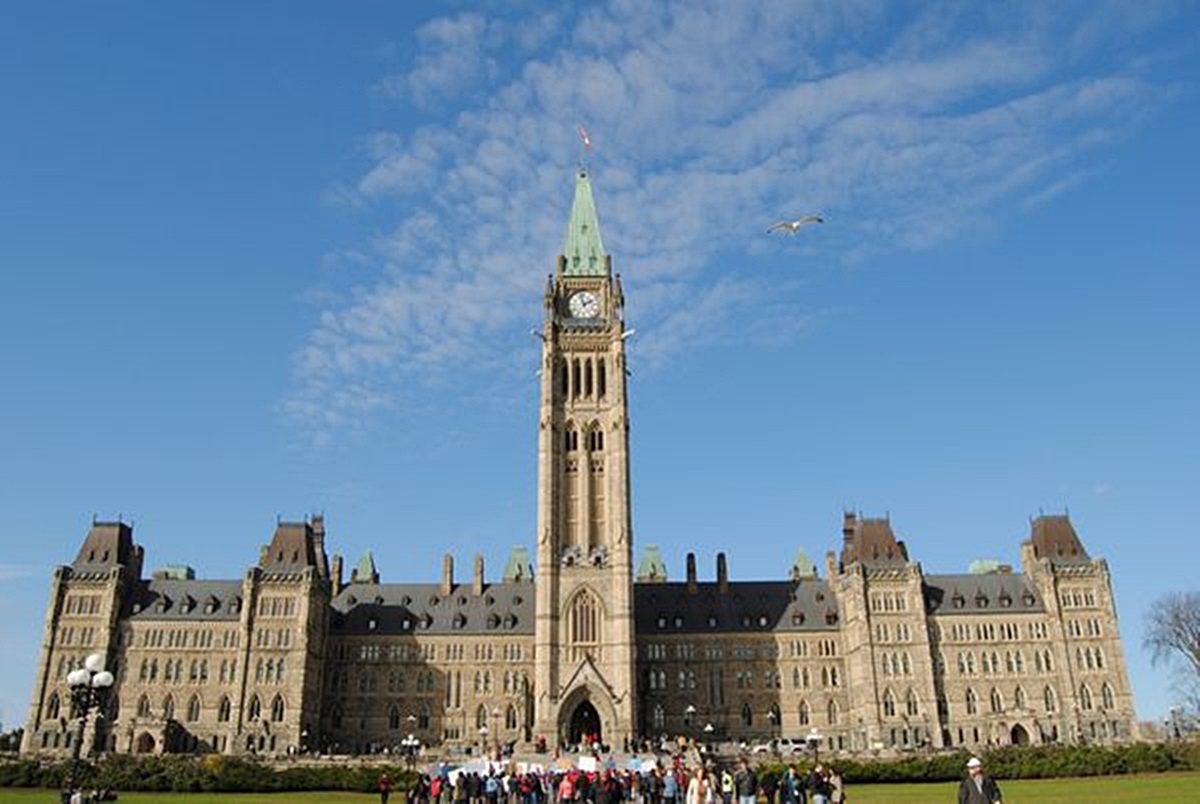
[1145,591,1200,674]
[1145,591,1200,717]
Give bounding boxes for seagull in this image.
[767,215,824,234]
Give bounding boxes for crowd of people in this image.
[389,755,848,804]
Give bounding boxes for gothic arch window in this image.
[652,704,665,731]
[598,359,607,398]
[798,700,810,726]
[137,695,151,718]
[905,689,919,717]
[217,696,232,723]
[990,688,1003,714]
[271,694,285,723]
[419,703,431,730]
[567,588,602,660]
[827,699,840,725]
[965,688,979,716]
[792,668,800,688]
[572,359,582,399]
[476,704,488,729]
[506,704,518,730]
[45,691,60,721]
[1080,684,1093,711]
[565,424,579,453]
[247,695,262,722]
[560,359,569,397]
[162,694,175,721]
[1014,686,1027,709]
[741,703,753,727]
[1101,682,1115,710]
[1044,686,1057,713]
[186,694,201,723]
[882,689,897,718]
[584,358,593,397]
[388,705,401,730]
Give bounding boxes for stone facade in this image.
[22,170,1138,759]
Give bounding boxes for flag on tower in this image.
[578,125,593,150]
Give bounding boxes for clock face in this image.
[568,290,600,319]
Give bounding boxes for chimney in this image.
[717,552,729,594]
[686,552,698,594]
[441,554,454,596]
[331,554,344,596]
[473,554,485,596]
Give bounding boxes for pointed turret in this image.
[350,550,379,585]
[563,168,608,276]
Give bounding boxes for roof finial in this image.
[577,124,593,171]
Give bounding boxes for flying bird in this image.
[767,215,824,234]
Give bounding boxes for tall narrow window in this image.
[218,696,231,723]
[247,695,261,721]
[741,703,753,727]
[186,695,201,723]
[1101,683,1114,709]
[45,692,60,720]
[827,700,840,725]
[560,359,569,397]
[598,359,607,398]
[270,694,285,723]
[798,700,810,725]
[572,359,581,399]
[584,358,593,397]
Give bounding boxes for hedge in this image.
[755,740,1200,784]
[0,754,416,793]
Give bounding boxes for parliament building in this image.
[23,170,1138,759]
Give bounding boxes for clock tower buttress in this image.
[534,168,637,744]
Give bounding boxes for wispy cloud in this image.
[287,1,1179,447]
[0,564,37,582]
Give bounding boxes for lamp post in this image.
[703,722,714,755]
[401,733,420,772]
[768,709,779,757]
[805,727,822,766]
[684,704,697,745]
[65,653,115,793]
[479,725,489,758]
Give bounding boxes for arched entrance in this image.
[135,732,156,754]
[1010,724,1030,746]
[567,700,601,745]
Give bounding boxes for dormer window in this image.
[656,615,667,630]
[673,615,683,629]
[368,618,377,631]
[975,592,989,608]
[792,612,806,626]
[1022,592,1036,606]
[707,615,718,629]
[825,610,838,625]
[758,615,769,628]
[452,613,467,630]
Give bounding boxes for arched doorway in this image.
[135,732,156,754]
[568,700,601,745]
[1010,724,1030,746]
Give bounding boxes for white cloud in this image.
[0,564,36,583]
[287,1,1179,446]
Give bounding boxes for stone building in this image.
[22,169,1138,758]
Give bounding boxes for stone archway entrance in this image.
[135,732,156,754]
[567,700,602,744]
[1011,724,1030,746]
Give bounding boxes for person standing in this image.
[378,772,394,804]
[686,766,712,804]
[663,767,680,804]
[734,761,757,804]
[806,765,829,804]
[720,768,734,804]
[826,768,843,804]
[958,757,1002,804]
[780,766,805,804]
[760,768,778,804]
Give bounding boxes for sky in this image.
[1,0,1198,730]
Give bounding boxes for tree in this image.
[1144,591,1200,716]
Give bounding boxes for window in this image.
[568,588,602,661]
[419,704,431,730]
[476,705,488,729]
[218,696,231,723]
[652,704,665,731]
[162,695,175,721]
[186,695,201,723]
[1044,686,1057,713]
[506,704,518,730]
[798,700,810,726]
[45,692,60,721]
[905,689,919,717]
[966,689,978,716]
[1080,684,1093,711]
[990,688,1003,714]
[741,703,753,727]
[882,689,896,717]
[270,695,285,723]
[1102,683,1115,710]
[137,695,152,718]
[1014,686,1027,709]
[826,700,840,725]
[248,695,262,722]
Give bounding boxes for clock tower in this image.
[534,168,637,745]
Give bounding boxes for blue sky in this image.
[1,1,1198,730]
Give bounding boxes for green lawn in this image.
[2,773,1198,803]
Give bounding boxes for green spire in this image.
[637,545,668,583]
[502,545,534,583]
[351,550,378,584]
[563,168,607,276]
[790,546,817,580]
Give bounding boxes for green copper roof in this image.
[502,545,534,583]
[563,169,607,276]
[637,544,668,583]
[352,551,378,584]
[790,547,817,580]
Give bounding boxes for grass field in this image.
[2,772,1197,803]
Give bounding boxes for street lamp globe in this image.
[92,671,115,689]
[67,669,90,687]
[84,653,106,673]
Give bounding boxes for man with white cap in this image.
[957,757,1001,804]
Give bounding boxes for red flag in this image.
[578,125,593,150]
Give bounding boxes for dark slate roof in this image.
[634,580,840,635]
[923,573,1043,615]
[125,579,244,621]
[330,582,534,636]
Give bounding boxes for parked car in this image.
[749,738,806,755]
